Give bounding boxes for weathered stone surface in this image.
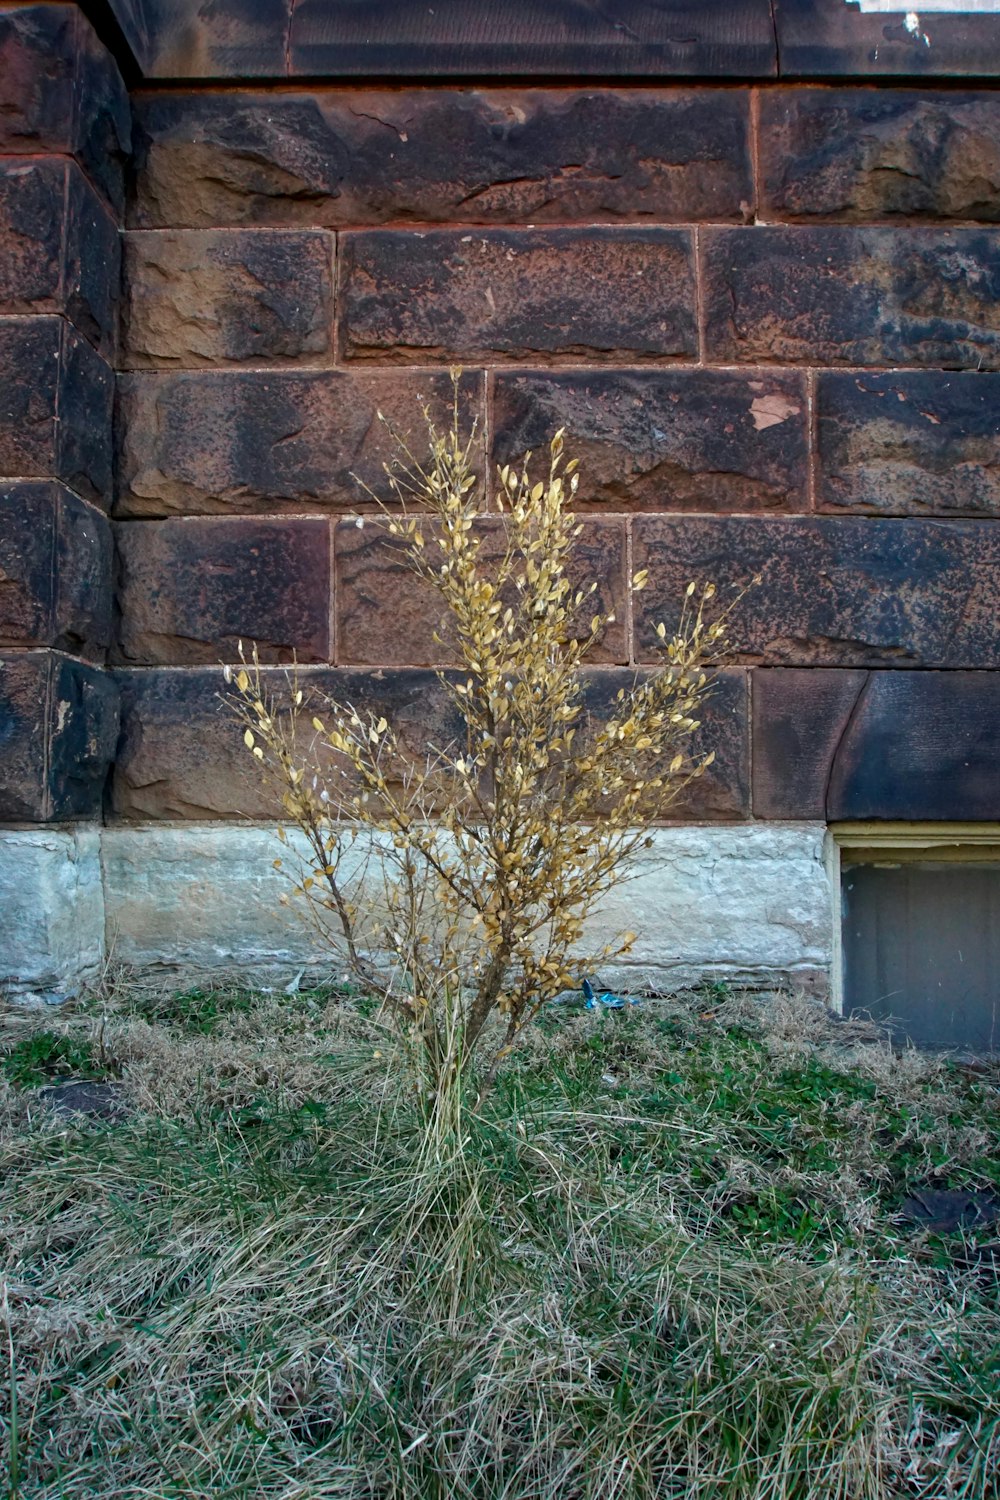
[115,369,485,517]
[39,1080,127,1119]
[115,517,331,664]
[491,370,808,512]
[702,227,1000,368]
[0,5,131,215]
[0,159,118,356]
[124,0,290,79]
[112,667,464,819]
[759,89,1000,223]
[340,228,697,362]
[0,318,113,507]
[335,517,627,667]
[816,371,1000,518]
[48,656,119,819]
[581,668,750,822]
[0,827,104,993]
[122,229,334,368]
[633,516,1000,669]
[753,669,1000,821]
[101,821,831,996]
[131,87,752,228]
[775,0,1000,82]
[0,483,112,655]
[0,651,49,819]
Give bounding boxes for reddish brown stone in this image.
[759,89,1000,223]
[633,516,1000,670]
[491,370,807,513]
[753,669,1000,821]
[112,666,464,820]
[0,483,111,656]
[115,369,486,517]
[0,650,117,820]
[114,516,332,665]
[122,229,335,369]
[702,227,1000,368]
[335,517,627,667]
[131,87,752,228]
[816,371,1000,518]
[339,228,697,363]
[582,668,749,822]
[0,318,113,507]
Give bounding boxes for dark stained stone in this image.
[39,1079,127,1119]
[775,0,1000,81]
[0,483,112,655]
[898,1187,1000,1233]
[752,669,1000,821]
[581,667,750,822]
[0,319,113,507]
[759,89,1000,223]
[115,369,486,517]
[339,228,698,363]
[64,158,121,356]
[130,87,753,228]
[633,516,1000,670]
[114,516,331,664]
[817,371,1000,518]
[0,651,49,819]
[702,226,1000,369]
[112,666,465,820]
[121,0,291,79]
[0,651,117,820]
[0,5,131,215]
[334,516,627,667]
[491,370,807,513]
[121,229,335,369]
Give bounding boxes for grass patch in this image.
[0,984,997,1498]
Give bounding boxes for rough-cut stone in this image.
[816,371,1000,518]
[340,228,697,362]
[0,318,113,507]
[491,370,808,512]
[131,87,753,228]
[115,516,331,664]
[0,483,112,655]
[0,158,118,357]
[101,821,831,995]
[759,89,1000,223]
[115,369,486,517]
[112,667,465,820]
[634,516,1000,669]
[122,229,335,368]
[335,516,627,666]
[0,651,49,819]
[753,668,1000,821]
[702,227,1000,369]
[581,668,750,822]
[0,652,118,820]
[0,4,131,216]
[0,828,104,994]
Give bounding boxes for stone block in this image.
[0,158,118,356]
[0,651,116,820]
[334,516,627,666]
[581,668,750,822]
[112,666,464,820]
[759,89,1000,223]
[130,86,752,228]
[775,0,1000,81]
[702,227,1000,368]
[491,369,807,512]
[816,371,1000,517]
[0,828,104,994]
[122,229,334,368]
[0,318,113,506]
[633,516,1000,669]
[0,483,112,655]
[339,228,697,362]
[0,4,130,215]
[114,516,331,664]
[115,368,485,516]
[0,651,48,819]
[753,668,1000,822]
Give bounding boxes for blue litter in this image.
[582,978,640,1010]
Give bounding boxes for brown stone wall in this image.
[104,80,1000,826]
[0,2,126,821]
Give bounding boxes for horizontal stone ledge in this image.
[0,826,104,995]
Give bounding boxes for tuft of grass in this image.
[0,985,997,1498]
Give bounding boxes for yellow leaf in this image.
[236,669,249,693]
[312,717,325,733]
[530,482,544,503]
[243,729,255,749]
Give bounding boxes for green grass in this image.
[0,985,997,1498]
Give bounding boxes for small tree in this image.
[230,389,736,1119]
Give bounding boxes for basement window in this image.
[834,826,1000,1054]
